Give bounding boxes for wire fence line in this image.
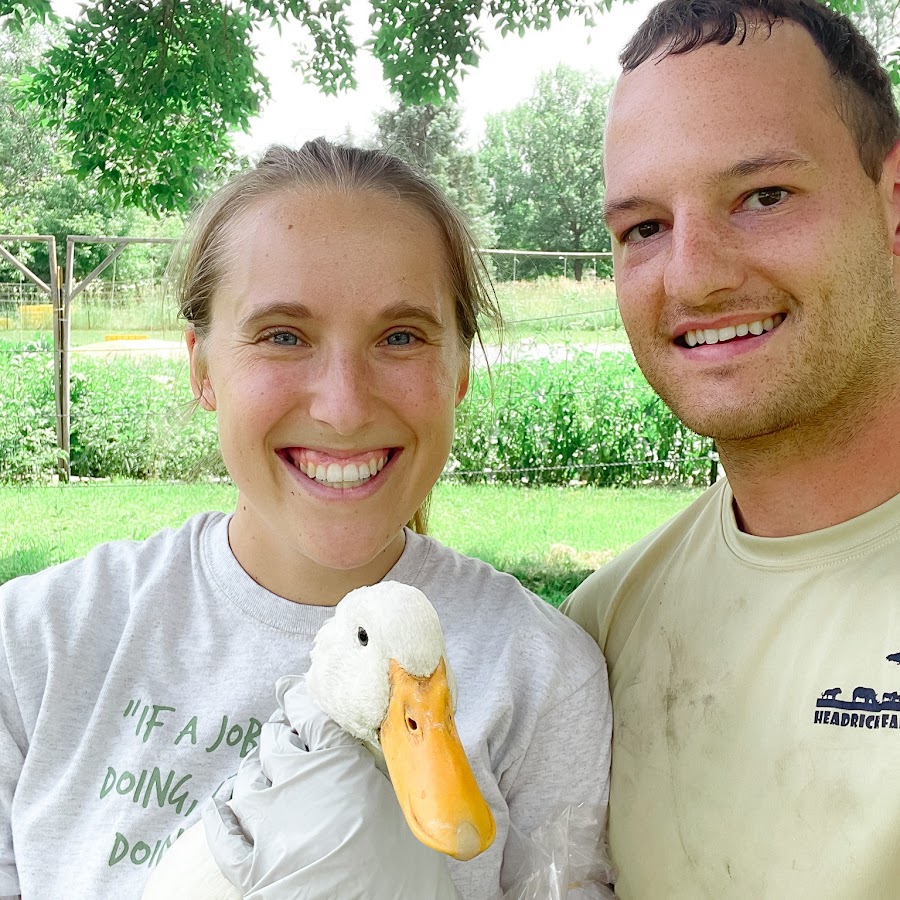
[0,237,718,488]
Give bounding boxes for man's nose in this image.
[307,353,375,436]
[663,214,745,307]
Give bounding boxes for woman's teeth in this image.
[684,313,784,348]
[301,456,387,487]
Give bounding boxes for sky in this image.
[233,0,660,157]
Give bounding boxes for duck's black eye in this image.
[357,627,368,646]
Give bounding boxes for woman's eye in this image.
[269,331,299,346]
[384,331,416,347]
[622,221,662,244]
[744,187,789,210]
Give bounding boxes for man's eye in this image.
[623,221,662,244]
[270,331,299,346]
[385,331,415,346]
[744,187,789,210]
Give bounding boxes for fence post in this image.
[59,241,72,481]
[50,243,70,480]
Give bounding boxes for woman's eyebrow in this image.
[237,300,445,330]
[376,301,445,330]
[238,301,315,329]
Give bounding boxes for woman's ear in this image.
[185,328,216,411]
[455,357,470,407]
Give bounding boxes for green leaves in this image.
[5,0,612,215]
[450,352,716,487]
[0,0,53,32]
[887,50,900,85]
[294,0,357,95]
[369,0,485,105]
[0,27,185,281]
[480,66,612,277]
[7,0,885,218]
[21,0,265,214]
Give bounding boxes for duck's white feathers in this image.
[306,582,456,748]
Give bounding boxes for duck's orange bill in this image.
[380,657,496,861]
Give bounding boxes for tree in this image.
[480,66,611,281]
[373,101,495,246]
[0,0,888,218]
[848,0,900,90]
[851,0,900,59]
[0,25,182,283]
[5,0,612,216]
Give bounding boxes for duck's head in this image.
[307,581,496,861]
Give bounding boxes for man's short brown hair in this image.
[620,0,900,182]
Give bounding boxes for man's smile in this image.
[676,313,785,348]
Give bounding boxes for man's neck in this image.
[718,391,900,538]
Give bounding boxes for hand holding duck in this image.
[142,582,494,899]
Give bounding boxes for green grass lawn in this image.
[0,481,702,604]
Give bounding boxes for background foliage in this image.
[451,352,715,485]
[0,338,715,487]
[0,26,184,282]
[6,0,610,214]
[372,100,496,247]
[480,67,612,280]
[0,0,894,221]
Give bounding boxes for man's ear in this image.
[185,328,216,411]
[884,140,900,257]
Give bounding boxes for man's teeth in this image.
[684,314,783,348]
[303,456,387,486]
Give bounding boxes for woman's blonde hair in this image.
[175,138,502,534]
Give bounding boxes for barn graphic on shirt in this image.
[813,652,900,730]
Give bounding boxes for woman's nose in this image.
[307,354,375,436]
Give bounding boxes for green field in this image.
[0,481,701,604]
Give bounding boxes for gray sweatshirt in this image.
[0,513,611,899]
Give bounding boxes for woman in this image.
[0,139,611,899]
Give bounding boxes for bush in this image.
[0,344,223,482]
[67,357,223,480]
[0,341,59,481]
[450,351,715,486]
[0,346,714,486]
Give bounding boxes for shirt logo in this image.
[814,653,900,730]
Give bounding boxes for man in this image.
[563,0,900,895]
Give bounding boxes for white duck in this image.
[142,581,496,899]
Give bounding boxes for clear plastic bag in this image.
[499,803,616,900]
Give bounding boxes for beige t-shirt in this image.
[564,479,900,899]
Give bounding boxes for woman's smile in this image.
[278,447,398,492]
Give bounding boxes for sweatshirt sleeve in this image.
[498,657,612,890]
[0,596,25,898]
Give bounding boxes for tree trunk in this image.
[573,257,583,282]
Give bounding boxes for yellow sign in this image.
[20,304,52,330]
